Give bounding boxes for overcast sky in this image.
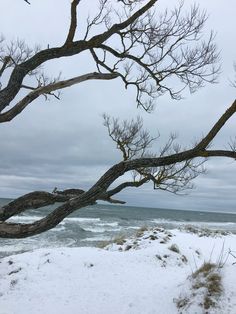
[0,0,235,212]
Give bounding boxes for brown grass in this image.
[97,234,127,249]
[176,262,223,312]
[192,262,215,278]
[136,226,148,237]
[192,262,223,310]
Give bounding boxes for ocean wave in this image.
[52,225,66,232]
[8,216,101,224]
[93,207,109,211]
[64,217,101,223]
[151,219,236,228]
[96,222,118,227]
[8,215,42,222]
[151,219,173,224]
[83,227,122,233]
[0,245,24,252]
[81,236,110,242]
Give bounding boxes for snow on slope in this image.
[0,227,236,314]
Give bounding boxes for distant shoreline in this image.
[1,196,236,215]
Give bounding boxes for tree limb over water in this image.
[0,1,235,238]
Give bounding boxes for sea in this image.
[1,197,236,258]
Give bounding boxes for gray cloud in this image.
[0,0,235,212]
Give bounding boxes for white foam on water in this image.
[8,216,101,224]
[8,216,42,222]
[0,245,23,252]
[64,217,101,223]
[52,225,66,232]
[83,227,122,233]
[80,236,110,242]
[151,219,173,224]
[96,222,118,227]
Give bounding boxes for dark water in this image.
[1,198,236,258]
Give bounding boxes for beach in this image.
[1,226,236,314]
[1,200,236,258]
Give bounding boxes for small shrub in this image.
[168,244,180,254]
[136,226,148,237]
[155,254,162,261]
[114,235,126,245]
[10,279,18,287]
[207,273,222,294]
[175,261,223,312]
[160,236,169,244]
[192,262,223,311]
[182,225,230,237]
[181,255,188,263]
[8,267,22,276]
[175,297,189,309]
[97,240,112,249]
[97,234,127,249]
[204,296,216,309]
[124,245,132,251]
[192,262,215,279]
[149,235,157,240]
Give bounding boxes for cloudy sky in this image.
[0,0,235,212]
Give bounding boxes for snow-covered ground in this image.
[0,227,236,314]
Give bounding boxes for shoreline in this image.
[1,226,236,313]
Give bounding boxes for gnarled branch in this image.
[0,72,118,122]
[0,99,235,238]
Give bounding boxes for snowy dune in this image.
[0,227,236,314]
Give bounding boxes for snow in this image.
[0,227,236,314]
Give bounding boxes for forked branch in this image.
[64,0,81,45]
[0,1,218,114]
[0,99,235,238]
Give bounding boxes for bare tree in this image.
[103,115,206,194]
[0,0,235,238]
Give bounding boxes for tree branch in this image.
[0,56,11,77]
[1,98,235,238]
[64,0,80,45]
[0,72,118,122]
[0,2,234,239]
[91,0,158,44]
[0,147,229,238]
[0,0,158,113]
[195,99,236,150]
[107,177,150,197]
[0,144,235,238]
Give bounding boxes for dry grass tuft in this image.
[192,262,223,310]
[192,262,215,278]
[175,261,223,312]
[168,244,180,254]
[136,226,148,238]
[97,234,127,249]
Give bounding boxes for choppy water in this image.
[1,198,236,258]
